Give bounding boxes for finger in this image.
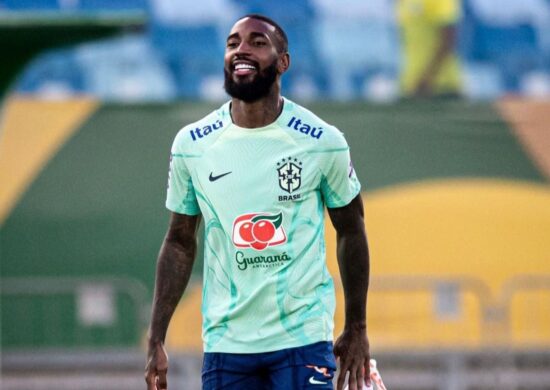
[348,366,358,390]
[157,369,168,390]
[356,365,364,390]
[336,366,347,390]
[346,364,357,390]
[145,371,157,390]
[155,344,169,390]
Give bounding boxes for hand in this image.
[145,342,169,390]
[334,325,371,390]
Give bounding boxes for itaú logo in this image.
[232,212,286,251]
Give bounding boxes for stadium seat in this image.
[16,48,85,96]
[462,0,547,91]
[3,0,60,10]
[151,24,222,63]
[74,34,176,101]
[150,24,224,98]
[234,0,314,21]
[313,19,399,99]
[2,0,147,11]
[77,0,147,11]
[462,62,504,99]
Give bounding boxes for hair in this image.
[238,14,289,54]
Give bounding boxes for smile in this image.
[233,61,257,76]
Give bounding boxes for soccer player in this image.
[397,0,463,98]
[145,14,371,390]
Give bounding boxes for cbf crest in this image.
[277,157,303,194]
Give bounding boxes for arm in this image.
[145,212,201,390]
[328,194,371,390]
[414,25,457,97]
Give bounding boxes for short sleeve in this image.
[165,144,201,215]
[320,135,361,209]
[429,0,461,24]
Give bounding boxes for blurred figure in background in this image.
[397,0,463,98]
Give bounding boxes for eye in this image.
[253,39,267,47]
[226,40,239,49]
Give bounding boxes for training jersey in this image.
[166,98,361,353]
[397,0,462,95]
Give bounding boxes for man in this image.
[397,0,463,98]
[145,14,371,390]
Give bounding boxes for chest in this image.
[188,135,321,208]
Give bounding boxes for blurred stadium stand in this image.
[1,0,147,11]
[3,0,550,101]
[460,0,550,97]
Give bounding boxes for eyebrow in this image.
[226,31,270,42]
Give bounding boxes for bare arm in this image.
[415,25,457,97]
[328,194,371,390]
[145,212,201,390]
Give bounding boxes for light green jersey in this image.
[166,98,361,353]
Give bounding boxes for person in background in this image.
[397,0,463,98]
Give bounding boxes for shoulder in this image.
[279,98,349,151]
[171,101,231,154]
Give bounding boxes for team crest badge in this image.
[277,157,302,194]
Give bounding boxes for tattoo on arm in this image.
[148,213,201,346]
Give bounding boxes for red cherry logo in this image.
[250,241,268,250]
[239,222,255,243]
[252,220,276,243]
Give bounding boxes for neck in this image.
[230,86,283,128]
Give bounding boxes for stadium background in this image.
[1,1,550,389]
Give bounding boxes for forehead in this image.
[227,17,277,40]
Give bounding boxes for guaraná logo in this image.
[232,212,286,251]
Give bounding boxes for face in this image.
[223,17,288,102]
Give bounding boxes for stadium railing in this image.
[0,276,150,348]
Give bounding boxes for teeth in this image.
[235,63,255,70]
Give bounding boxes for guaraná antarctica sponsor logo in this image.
[232,212,287,251]
[277,157,303,201]
[235,251,292,271]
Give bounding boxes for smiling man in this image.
[145,15,371,390]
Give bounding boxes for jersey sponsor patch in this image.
[189,119,223,141]
[287,116,324,139]
[232,212,286,251]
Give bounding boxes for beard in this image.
[224,60,278,103]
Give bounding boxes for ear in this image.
[278,52,290,74]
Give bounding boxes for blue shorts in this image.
[202,341,336,390]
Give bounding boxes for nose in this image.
[235,40,252,55]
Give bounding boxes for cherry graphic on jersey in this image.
[239,222,255,243]
[250,241,268,250]
[252,220,276,242]
[233,212,286,251]
[247,213,283,249]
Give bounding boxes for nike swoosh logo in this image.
[309,376,328,385]
[209,171,232,182]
